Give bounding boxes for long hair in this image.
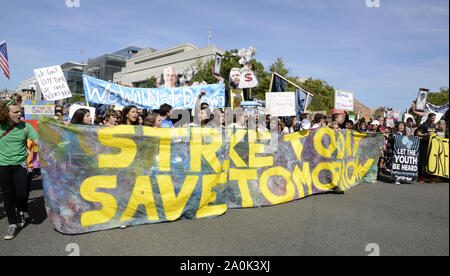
[70,109,90,125]
[394,122,407,135]
[0,101,20,125]
[119,105,139,125]
[144,113,158,127]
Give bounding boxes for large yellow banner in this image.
[427,134,449,178]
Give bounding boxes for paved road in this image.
[0,178,448,256]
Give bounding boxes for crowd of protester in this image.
[1,91,449,240]
[61,102,449,186]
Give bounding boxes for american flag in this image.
[0,41,10,80]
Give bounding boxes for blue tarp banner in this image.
[83,75,226,109]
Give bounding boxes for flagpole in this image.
[208,28,211,46]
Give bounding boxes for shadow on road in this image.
[28,196,47,225]
[29,177,47,225]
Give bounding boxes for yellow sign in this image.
[427,134,449,178]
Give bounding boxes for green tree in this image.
[70,94,86,104]
[143,76,158,88]
[269,57,290,77]
[427,87,449,106]
[190,50,271,100]
[299,78,336,113]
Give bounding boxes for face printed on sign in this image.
[163,67,178,88]
[229,68,241,89]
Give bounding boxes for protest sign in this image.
[420,103,449,124]
[240,101,263,115]
[38,117,384,234]
[265,92,296,117]
[391,135,420,183]
[24,100,55,120]
[34,65,72,101]
[335,90,354,111]
[69,104,96,124]
[386,110,400,127]
[230,89,244,109]
[83,75,225,110]
[214,53,222,76]
[427,134,449,178]
[238,68,258,89]
[415,88,429,112]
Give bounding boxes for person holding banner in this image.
[104,109,119,126]
[119,106,139,126]
[416,113,437,182]
[436,120,446,138]
[144,113,162,128]
[394,122,407,136]
[405,118,416,136]
[0,98,38,240]
[158,104,174,128]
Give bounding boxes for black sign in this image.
[391,135,421,183]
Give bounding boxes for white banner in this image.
[265,92,296,117]
[421,103,449,124]
[34,65,72,101]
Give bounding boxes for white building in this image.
[16,76,38,92]
[114,43,225,87]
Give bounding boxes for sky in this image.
[0,0,448,111]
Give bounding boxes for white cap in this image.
[371,120,380,125]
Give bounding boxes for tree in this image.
[70,94,86,104]
[427,87,449,106]
[190,50,271,100]
[269,57,290,77]
[188,52,338,112]
[299,78,335,113]
[143,76,158,88]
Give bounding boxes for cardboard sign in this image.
[24,100,55,120]
[266,92,296,117]
[335,90,354,111]
[33,65,72,101]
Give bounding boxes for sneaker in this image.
[17,211,30,228]
[395,181,401,185]
[4,224,19,240]
[417,178,425,183]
